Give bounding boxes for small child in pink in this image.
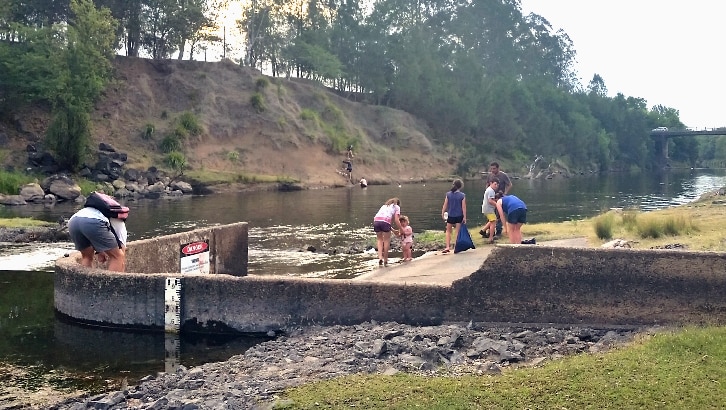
[399,215,414,261]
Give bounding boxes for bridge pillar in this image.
[653,135,668,167]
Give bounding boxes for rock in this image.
[147,181,166,193]
[49,322,648,410]
[112,179,126,190]
[0,195,27,205]
[124,168,141,182]
[19,183,45,202]
[125,182,141,192]
[601,239,632,248]
[170,180,193,194]
[42,175,81,201]
[114,188,132,198]
[99,142,116,152]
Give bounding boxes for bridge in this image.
[649,129,726,137]
[649,128,726,167]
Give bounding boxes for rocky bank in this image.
[50,321,652,410]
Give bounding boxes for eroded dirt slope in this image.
[2,56,455,187]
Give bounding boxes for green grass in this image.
[593,212,615,239]
[0,170,37,195]
[0,218,55,228]
[279,326,726,409]
[185,169,298,185]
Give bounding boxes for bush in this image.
[227,150,239,162]
[0,170,35,195]
[250,93,266,112]
[300,108,318,121]
[636,215,697,239]
[179,111,202,135]
[165,151,187,174]
[621,210,638,231]
[172,124,189,140]
[160,135,182,153]
[593,212,615,240]
[76,178,99,196]
[636,218,663,239]
[46,103,91,171]
[255,77,269,90]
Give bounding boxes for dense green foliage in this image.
[1,0,117,170]
[2,0,725,173]
[281,327,726,409]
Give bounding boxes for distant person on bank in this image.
[495,194,527,245]
[441,179,466,254]
[487,162,511,236]
[68,206,127,272]
[373,197,402,266]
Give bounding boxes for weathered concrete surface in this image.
[125,222,248,275]
[55,226,726,333]
[447,245,726,326]
[55,223,249,329]
[181,275,449,333]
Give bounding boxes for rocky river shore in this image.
[49,321,654,410]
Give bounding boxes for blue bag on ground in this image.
[454,223,475,253]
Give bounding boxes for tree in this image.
[587,74,608,97]
[172,0,214,60]
[46,0,117,170]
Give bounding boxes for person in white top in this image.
[372,197,402,266]
[68,207,127,272]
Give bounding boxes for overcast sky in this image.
[520,0,724,128]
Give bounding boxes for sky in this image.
[519,0,724,129]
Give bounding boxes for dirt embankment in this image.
[1,57,456,188]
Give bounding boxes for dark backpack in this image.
[84,191,130,221]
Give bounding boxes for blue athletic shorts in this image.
[446,215,464,224]
[506,208,527,224]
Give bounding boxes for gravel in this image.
[51,321,654,410]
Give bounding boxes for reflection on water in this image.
[0,270,269,392]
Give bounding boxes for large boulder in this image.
[0,195,27,205]
[112,179,127,190]
[170,180,193,194]
[124,168,141,182]
[19,183,45,202]
[42,175,81,201]
[147,181,166,193]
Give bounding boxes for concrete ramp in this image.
[355,238,589,286]
[356,247,494,285]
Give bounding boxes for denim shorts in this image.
[68,216,118,252]
[373,221,392,232]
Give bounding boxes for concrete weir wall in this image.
[55,223,726,333]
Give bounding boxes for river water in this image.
[1,168,725,394]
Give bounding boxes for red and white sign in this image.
[179,239,210,274]
[181,241,209,255]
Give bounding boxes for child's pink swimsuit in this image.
[402,226,413,244]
